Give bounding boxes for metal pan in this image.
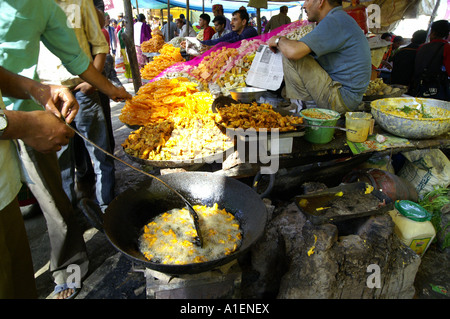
[102,172,268,275]
[123,145,235,169]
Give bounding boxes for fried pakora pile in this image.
[214,102,304,132]
[122,120,174,159]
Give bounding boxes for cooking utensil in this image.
[103,172,268,274]
[61,117,204,247]
[370,97,450,139]
[294,182,393,225]
[229,87,267,103]
[292,122,357,133]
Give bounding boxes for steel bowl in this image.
[370,98,450,139]
[229,87,267,103]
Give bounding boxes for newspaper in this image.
[246,45,284,91]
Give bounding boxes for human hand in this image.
[29,84,79,123]
[108,85,132,102]
[21,110,74,153]
[268,36,279,53]
[49,85,79,123]
[74,81,97,96]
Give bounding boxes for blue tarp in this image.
[131,0,302,14]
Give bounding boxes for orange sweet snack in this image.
[119,77,214,126]
[141,30,165,53]
[140,44,185,80]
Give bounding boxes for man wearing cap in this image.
[212,4,232,31]
[201,9,257,46]
[264,6,291,33]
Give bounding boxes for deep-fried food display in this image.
[140,44,185,80]
[119,77,208,126]
[139,203,242,265]
[214,102,304,131]
[141,30,165,53]
[122,120,174,159]
[122,116,233,162]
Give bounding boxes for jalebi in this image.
[119,77,214,126]
[140,44,185,80]
[141,30,165,53]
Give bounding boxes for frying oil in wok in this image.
[138,203,242,265]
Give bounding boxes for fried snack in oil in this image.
[139,203,242,265]
[214,102,304,132]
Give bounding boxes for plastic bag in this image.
[398,149,450,198]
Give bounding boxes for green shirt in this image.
[0,0,90,111]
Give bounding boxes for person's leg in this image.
[17,141,89,295]
[74,90,115,212]
[282,55,349,114]
[0,199,37,299]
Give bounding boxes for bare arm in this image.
[1,109,74,153]
[268,36,312,60]
[77,63,132,101]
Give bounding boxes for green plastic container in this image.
[300,108,340,144]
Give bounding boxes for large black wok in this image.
[103,172,268,275]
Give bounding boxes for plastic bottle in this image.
[388,200,436,256]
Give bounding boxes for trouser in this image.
[17,140,89,287]
[74,91,115,182]
[282,55,350,114]
[0,199,37,299]
[58,90,115,212]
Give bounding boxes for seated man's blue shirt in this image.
[202,26,258,46]
[299,6,371,110]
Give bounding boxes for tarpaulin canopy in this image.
[131,0,303,13]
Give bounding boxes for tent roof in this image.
[131,0,303,13]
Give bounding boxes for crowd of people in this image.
[376,20,449,101]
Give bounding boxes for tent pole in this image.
[123,0,142,93]
[426,0,441,37]
[186,0,190,37]
[167,0,171,40]
[257,8,261,34]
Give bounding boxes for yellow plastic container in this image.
[345,112,374,142]
[388,200,436,256]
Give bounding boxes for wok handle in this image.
[252,171,276,198]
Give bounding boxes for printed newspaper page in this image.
[246,45,284,91]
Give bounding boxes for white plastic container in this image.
[388,200,436,256]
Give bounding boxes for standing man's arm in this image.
[268,36,312,60]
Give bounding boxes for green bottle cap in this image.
[394,200,431,222]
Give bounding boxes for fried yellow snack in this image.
[214,102,304,132]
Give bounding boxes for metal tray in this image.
[124,146,235,169]
[363,84,408,102]
[294,182,393,225]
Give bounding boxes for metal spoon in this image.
[292,123,357,133]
